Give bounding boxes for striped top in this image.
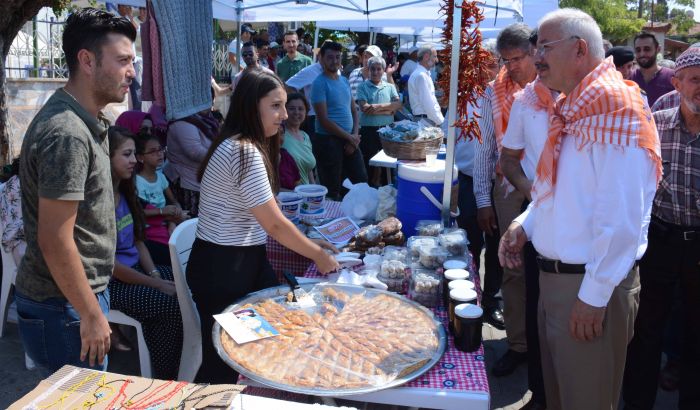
[196,137,273,246]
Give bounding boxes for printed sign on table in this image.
[313,217,360,246]
[215,308,279,344]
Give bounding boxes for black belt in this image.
[536,256,586,274]
[651,216,700,241]
[537,255,640,274]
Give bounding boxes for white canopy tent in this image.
[93,0,558,218]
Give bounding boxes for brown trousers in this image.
[538,267,640,410]
[493,176,527,352]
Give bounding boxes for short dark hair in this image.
[496,23,532,53]
[320,41,343,57]
[242,41,256,49]
[283,31,298,40]
[63,8,137,75]
[356,44,368,56]
[199,69,283,192]
[634,32,659,48]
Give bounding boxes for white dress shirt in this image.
[514,135,657,307]
[408,65,444,126]
[501,98,550,181]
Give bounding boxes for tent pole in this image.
[314,26,320,49]
[441,1,462,224]
[234,0,242,75]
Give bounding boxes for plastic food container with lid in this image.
[453,303,483,352]
[277,192,303,221]
[448,287,478,333]
[409,269,442,308]
[294,184,328,215]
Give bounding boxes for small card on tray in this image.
[313,217,360,246]
[214,308,279,344]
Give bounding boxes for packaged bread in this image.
[377,216,402,236]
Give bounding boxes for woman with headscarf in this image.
[163,104,220,217]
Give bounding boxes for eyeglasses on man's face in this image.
[499,53,530,66]
[535,36,581,57]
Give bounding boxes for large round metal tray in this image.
[213,282,446,396]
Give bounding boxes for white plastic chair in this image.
[168,218,201,382]
[106,309,152,378]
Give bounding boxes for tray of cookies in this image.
[214,283,446,396]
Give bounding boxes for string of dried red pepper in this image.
[438,0,494,143]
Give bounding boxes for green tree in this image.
[560,0,645,42]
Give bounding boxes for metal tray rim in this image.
[213,282,447,396]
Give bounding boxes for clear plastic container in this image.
[409,269,442,308]
[382,246,409,262]
[439,228,469,256]
[407,236,440,260]
[418,245,450,269]
[378,259,408,293]
[415,220,443,237]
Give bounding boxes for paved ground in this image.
[0,258,679,409]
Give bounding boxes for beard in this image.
[636,57,656,69]
[682,95,700,114]
[94,71,128,105]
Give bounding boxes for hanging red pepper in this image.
[438,0,494,143]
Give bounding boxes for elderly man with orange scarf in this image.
[473,23,537,378]
[499,9,661,410]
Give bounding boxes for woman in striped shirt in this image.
[186,69,339,384]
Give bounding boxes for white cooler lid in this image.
[397,159,458,184]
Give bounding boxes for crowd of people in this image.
[1,4,698,410]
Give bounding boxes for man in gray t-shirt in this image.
[16,8,136,375]
[310,41,367,200]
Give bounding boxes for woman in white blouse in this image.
[186,69,339,384]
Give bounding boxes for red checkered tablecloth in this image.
[304,258,489,395]
[266,200,344,282]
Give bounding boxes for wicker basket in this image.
[380,136,442,160]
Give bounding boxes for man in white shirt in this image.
[499,9,660,410]
[231,42,274,92]
[228,24,255,77]
[500,52,556,410]
[408,45,444,127]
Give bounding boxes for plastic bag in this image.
[341,179,379,221]
[375,185,397,221]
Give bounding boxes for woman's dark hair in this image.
[63,8,137,75]
[286,92,309,113]
[198,69,283,193]
[108,126,146,242]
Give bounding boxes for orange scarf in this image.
[491,66,523,150]
[532,57,662,204]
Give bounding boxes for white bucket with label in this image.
[294,184,328,215]
[277,192,303,221]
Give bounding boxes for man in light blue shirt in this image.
[310,41,367,200]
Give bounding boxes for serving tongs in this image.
[283,271,316,307]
